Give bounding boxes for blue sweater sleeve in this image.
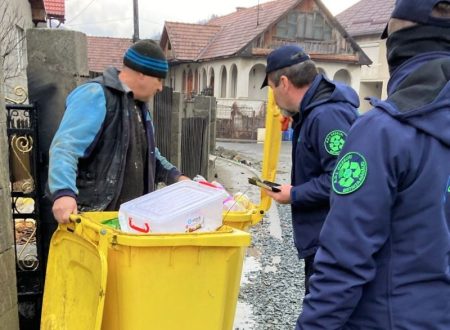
[291,107,354,207]
[155,147,182,184]
[48,83,106,198]
[297,113,395,329]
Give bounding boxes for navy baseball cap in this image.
[261,45,310,88]
[381,0,450,38]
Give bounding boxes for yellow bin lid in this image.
[41,226,108,330]
[223,88,282,227]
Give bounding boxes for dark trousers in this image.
[303,253,315,295]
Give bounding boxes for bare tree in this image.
[0,0,27,88]
[197,14,219,25]
[149,32,161,42]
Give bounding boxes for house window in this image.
[187,69,193,97]
[256,36,264,48]
[276,11,332,41]
[182,70,186,93]
[230,65,237,98]
[220,66,227,98]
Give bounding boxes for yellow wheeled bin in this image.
[41,212,251,330]
[222,88,282,231]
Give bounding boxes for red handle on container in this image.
[198,180,218,188]
[128,217,150,233]
[280,116,291,131]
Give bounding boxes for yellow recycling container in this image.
[222,88,282,231]
[41,212,251,330]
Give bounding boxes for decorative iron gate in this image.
[6,103,44,329]
[216,103,266,140]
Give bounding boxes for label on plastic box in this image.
[185,216,204,232]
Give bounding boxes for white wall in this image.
[315,62,362,93]
[1,0,34,101]
[359,81,382,113]
[169,58,363,103]
[357,37,390,101]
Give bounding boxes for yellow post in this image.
[259,87,282,213]
[223,87,283,229]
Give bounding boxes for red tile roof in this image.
[163,0,298,61]
[87,36,133,73]
[164,22,222,61]
[201,0,299,59]
[162,0,370,65]
[336,0,395,37]
[43,0,65,19]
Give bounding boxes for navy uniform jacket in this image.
[298,53,450,329]
[290,74,359,258]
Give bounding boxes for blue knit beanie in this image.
[123,40,168,78]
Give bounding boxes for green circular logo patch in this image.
[332,152,368,195]
[325,130,347,155]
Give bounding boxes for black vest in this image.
[77,68,136,211]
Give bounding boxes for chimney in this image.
[236,7,246,11]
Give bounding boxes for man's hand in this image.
[178,175,191,181]
[52,196,77,224]
[265,184,292,204]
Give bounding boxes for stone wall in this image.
[26,29,90,269]
[0,54,20,330]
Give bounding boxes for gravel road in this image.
[214,141,305,330]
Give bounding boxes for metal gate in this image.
[6,103,44,329]
[216,103,266,140]
[153,86,173,163]
[181,116,208,178]
[153,88,212,179]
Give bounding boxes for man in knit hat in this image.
[297,0,450,328]
[49,40,188,224]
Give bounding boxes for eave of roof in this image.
[199,0,299,60]
[315,0,371,65]
[336,0,395,38]
[29,0,46,23]
[164,21,222,61]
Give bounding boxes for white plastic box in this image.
[118,180,227,234]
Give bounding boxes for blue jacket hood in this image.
[371,54,450,147]
[301,74,360,115]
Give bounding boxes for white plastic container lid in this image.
[125,181,225,216]
[118,180,227,233]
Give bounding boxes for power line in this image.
[66,0,98,24]
[65,17,132,27]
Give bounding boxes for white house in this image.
[337,0,394,112]
[160,0,372,114]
